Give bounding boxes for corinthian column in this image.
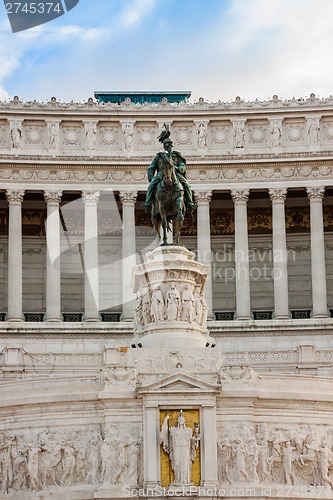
[82,191,100,321]
[231,190,251,320]
[119,191,137,320]
[269,188,290,319]
[44,191,62,321]
[194,191,213,319]
[6,190,25,321]
[307,187,328,317]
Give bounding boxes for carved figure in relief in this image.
[124,123,134,151]
[233,438,250,482]
[257,445,270,484]
[308,119,320,147]
[218,438,232,483]
[181,284,195,322]
[197,122,207,149]
[39,442,62,486]
[160,411,200,484]
[234,122,245,148]
[48,123,59,149]
[134,293,144,330]
[166,282,180,321]
[85,122,97,150]
[194,287,203,323]
[0,440,13,493]
[12,449,28,490]
[85,435,101,484]
[318,442,333,488]
[246,435,260,483]
[200,291,208,325]
[151,285,165,322]
[282,440,295,485]
[27,444,40,491]
[60,442,76,486]
[271,120,281,148]
[125,442,139,485]
[142,289,152,326]
[10,123,21,148]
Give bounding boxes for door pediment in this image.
[138,372,219,395]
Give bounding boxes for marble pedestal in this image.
[132,246,214,348]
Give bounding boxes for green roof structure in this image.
[94,90,191,104]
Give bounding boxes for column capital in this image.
[119,191,138,206]
[194,190,212,205]
[6,190,25,204]
[269,188,287,203]
[82,191,100,205]
[44,190,62,205]
[231,189,249,204]
[306,187,325,201]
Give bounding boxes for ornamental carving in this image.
[248,124,267,144]
[285,122,305,143]
[99,125,119,146]
[306,187,325,201]
[82,191,100,205]
[24,124,44,145]
[211,124,230,145]
[322,121,333,140]
[269,188,287,203]
[194,191,212,204]
[0,123,6,145]
[119,191,138,205]
[231,189,249,204]
[137,125,155,146]
[62,125,82,147]
[6,189,25,203]
[174,125,192,145]
[44,191,62,205]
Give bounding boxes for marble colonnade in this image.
[2,186,329,321]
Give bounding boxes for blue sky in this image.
[0,0,332,102]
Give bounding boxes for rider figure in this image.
[144,136,196,211]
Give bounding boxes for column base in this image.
[234,315,252,320]
[312,313,329,319]
[45,317,62,322]
[273,314,291,320]
[7,316,24,322]
[84,316,100,322]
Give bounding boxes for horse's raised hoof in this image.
[160,242,171,247]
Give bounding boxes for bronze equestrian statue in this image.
[144,125,196,246]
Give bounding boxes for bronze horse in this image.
[152,152,185,246]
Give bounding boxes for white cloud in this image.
[117,0,158,30]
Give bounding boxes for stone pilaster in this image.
[119,191,137,321]
[269,188,290,319]
[194,191,213,319]
[307,187,328,317]
[44,191,62,322]
[82,191,100,322]
[231,189,251,319]
[6,190,25,321]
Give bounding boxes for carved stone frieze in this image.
[99,125,119,147]
[217,422,333,489]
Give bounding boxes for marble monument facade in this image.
[0,94,333,498]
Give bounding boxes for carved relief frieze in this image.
[210,123,230,146]
[217,422,333,489]
[285,121,305,145]
[98,123,119,148]
[173,124,193,146]
[0,122,7,148]
[61,123,83,149]
[136,124,156,148]
[247,122,268,146]
[24,122,45,148]
[0,423,143,494]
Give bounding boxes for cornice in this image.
[2,94,333,114]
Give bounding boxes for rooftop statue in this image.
[144,124,196,246]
